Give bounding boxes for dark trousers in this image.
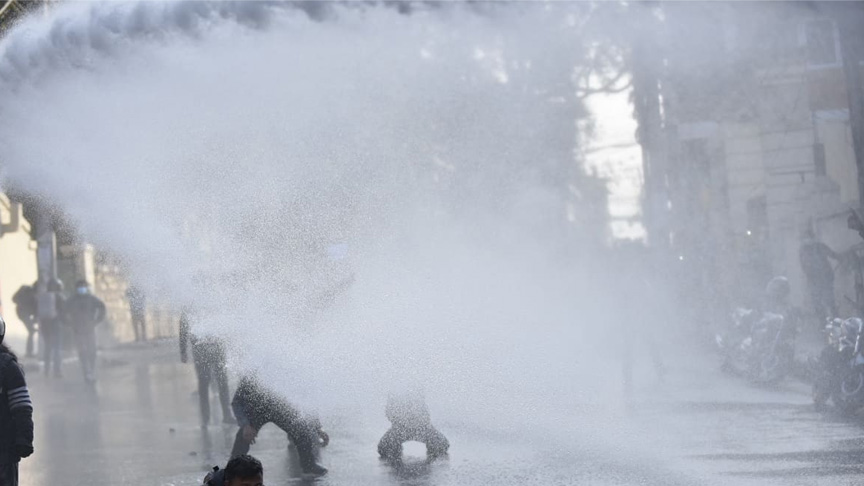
[809,280,837,321]
[193,353,231,425]
[24,323,35,359]
[41,325,62,376]
[231,411,318,469]
[0,458,18,486]
[131,313,147,342]
[378,423,449,459]
[73,329,97,381]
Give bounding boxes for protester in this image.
[179,311,234,426]
[36,279,65,378]
[63,280,106,383]
[0,316,34,486]
[125,285,147,342]
[10,285,37,359]
[203,454,263,486]
[378,391,449,461]
[230,374,327,476]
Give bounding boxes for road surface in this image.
[15,339,864,486]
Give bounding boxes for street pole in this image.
[35,212,59,336]
[834,4,864,205]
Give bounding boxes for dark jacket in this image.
[232,376,301,428]
[202,467,224,486]
[11,287,36,327]
[0,350,33,461]
[64,293,106,332]
[800,240,838,283]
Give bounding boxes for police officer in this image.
[0,316,34,486]
[230,374,327,476]
[179,311,234,427]
[63,280,106,383]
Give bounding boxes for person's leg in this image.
[50,329,63,377]
[274,410,320,472]
[378,426,410,459]
[417,425,449,458]
[85,329,98,380]
[215,360,233,422]
[74,331,89,380]
[811,284,827,320]
[25,323,35,358]
[132,316,140,342]
[42,329,53,376]
[140,316,147,342]
[194,356,212,426]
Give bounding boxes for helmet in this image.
[766,276,791,301]
[0,315,6,345]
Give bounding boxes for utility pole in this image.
[834,4,864,204]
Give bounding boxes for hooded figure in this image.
[0,316,34,486]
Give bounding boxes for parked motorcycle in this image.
[818,317,864,414]
[717,307,797,384]
[811,318,848,410]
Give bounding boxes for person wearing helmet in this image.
[63,280,106,383]
[0,316,34,486]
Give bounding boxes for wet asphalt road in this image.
[16,340,864,486]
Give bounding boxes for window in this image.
[805,19,840,67]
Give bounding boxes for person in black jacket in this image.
[0,316,34,486]
[10,286,36,359]
[179,311,234,427]
[63,280,106,383]
[230,374,327,476]
[203,454,263,486]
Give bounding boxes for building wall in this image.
[0,193,38,353]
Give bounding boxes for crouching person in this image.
[203,454,263,486]
[378,392,449,461]
[0,317,34,486]
[230,375,327,476]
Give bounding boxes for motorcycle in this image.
[811,318,848,410]
[822,317,864,414]
[717,307,797,384]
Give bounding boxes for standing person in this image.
[10,286,37,359]
[230,374,327,476]
[125,286,147,342]
[0,316,34,486]
[37,279,65,378]
[179,311,234,427]
[63,280,106,383]
[799,229,840,320]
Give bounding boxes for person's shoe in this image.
[301,463,328,477]
[222,416,237,425]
